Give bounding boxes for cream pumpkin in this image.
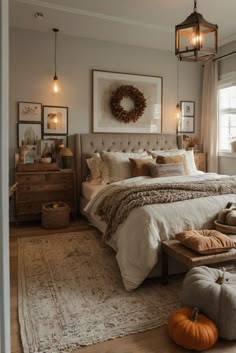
[183,266,236,340]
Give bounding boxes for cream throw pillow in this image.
[101,151,150,183]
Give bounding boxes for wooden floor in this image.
[10,220,236,353]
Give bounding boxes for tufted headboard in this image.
[70,133,183,199]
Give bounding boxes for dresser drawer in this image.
[18,183,66,193]
[17,190,72,202]
[47,173,73,183]
[16,202,43,215]
[16,174,46,184]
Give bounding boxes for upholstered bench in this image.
[161,236,236,284]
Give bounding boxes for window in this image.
[218,85,236,152]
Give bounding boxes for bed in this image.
[72,133,236,290]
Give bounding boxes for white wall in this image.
[9,27,202,181]
[218,41,236,175]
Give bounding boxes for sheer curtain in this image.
[201,60,218,172]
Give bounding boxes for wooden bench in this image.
[161,236,236,284]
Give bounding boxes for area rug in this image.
[18,230,181,353]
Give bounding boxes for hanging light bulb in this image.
[53,75,59,93]
[176,103,180,119]
[176,58,180,133]
[52,28,60,93]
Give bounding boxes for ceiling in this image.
[10,0,236,52]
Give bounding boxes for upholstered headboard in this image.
[69,133,183,199]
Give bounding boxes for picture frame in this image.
[18,102,42,122]
[43,106,68,135]
[92,70,162,133]
[42,135,68,147]
[181,101,195,117]
[178,116,195,133]
[17,123,42,147]
[178,101,195,133]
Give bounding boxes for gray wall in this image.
[218,40,236,175]
[9,27,202,181]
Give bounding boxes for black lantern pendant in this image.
[175,0,218,62]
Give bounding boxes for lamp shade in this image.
[175,1,218,62]
[61,147,73,157]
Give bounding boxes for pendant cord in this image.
[53,28,59,79]
[177,58,179,103]
[194,0,197,12]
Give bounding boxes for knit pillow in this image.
[150,162,185,178]
[156,155,189,175]
[176,229,235,255]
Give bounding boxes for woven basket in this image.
[215,220,236,235]
[42,202,70,229]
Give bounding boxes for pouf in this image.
[182,266,236,340]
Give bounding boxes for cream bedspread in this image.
[85,173,236,290]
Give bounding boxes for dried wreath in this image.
[110,85,147,123]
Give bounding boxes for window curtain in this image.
[201,60,218,172]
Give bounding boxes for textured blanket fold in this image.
[96,177,236,240]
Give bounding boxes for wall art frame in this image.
[17,123,42,147]
[42,135,68,147]
[43,105,68,135]
[18,102,42,122]
[178,101,195,133]
[92,70,163,133]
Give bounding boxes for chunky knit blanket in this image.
[96,177,236,240]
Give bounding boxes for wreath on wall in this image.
[110,85,147,123]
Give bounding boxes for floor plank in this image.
[10,220,236,353]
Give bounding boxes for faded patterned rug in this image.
[18,230,181,353]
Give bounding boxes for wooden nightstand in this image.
[194,152,207,172]
[15,170,77,220]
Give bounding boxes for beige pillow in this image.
[156,155,189,175]
[129,158,155,177]
[176,229,235,255]
[100,151,149,183]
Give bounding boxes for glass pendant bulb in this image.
[176,103,180,119]
[53,75,59,93]
[52,28,60,94]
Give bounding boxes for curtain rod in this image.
[213,51,236,62]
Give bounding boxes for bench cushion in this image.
[176,229,235,255]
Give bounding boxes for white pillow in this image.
[101,151,150,183]
[86,154,104,184]
[149,149,186,158]
[184,150,198,174]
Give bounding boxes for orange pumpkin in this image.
[168,307,218,351]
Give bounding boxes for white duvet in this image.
[85,173,236,290]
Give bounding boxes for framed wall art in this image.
[178,101,195,133]
[17,123,42,147]
[92,70,163,133]
[181,101,195,117]
[43,106,68,135]
[43,135,68,147]
[18,102,42,122]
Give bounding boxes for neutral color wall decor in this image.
[18,102,42,122]
[43,105,68,135]
[93,70,162,133]
[9,28,202,181]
